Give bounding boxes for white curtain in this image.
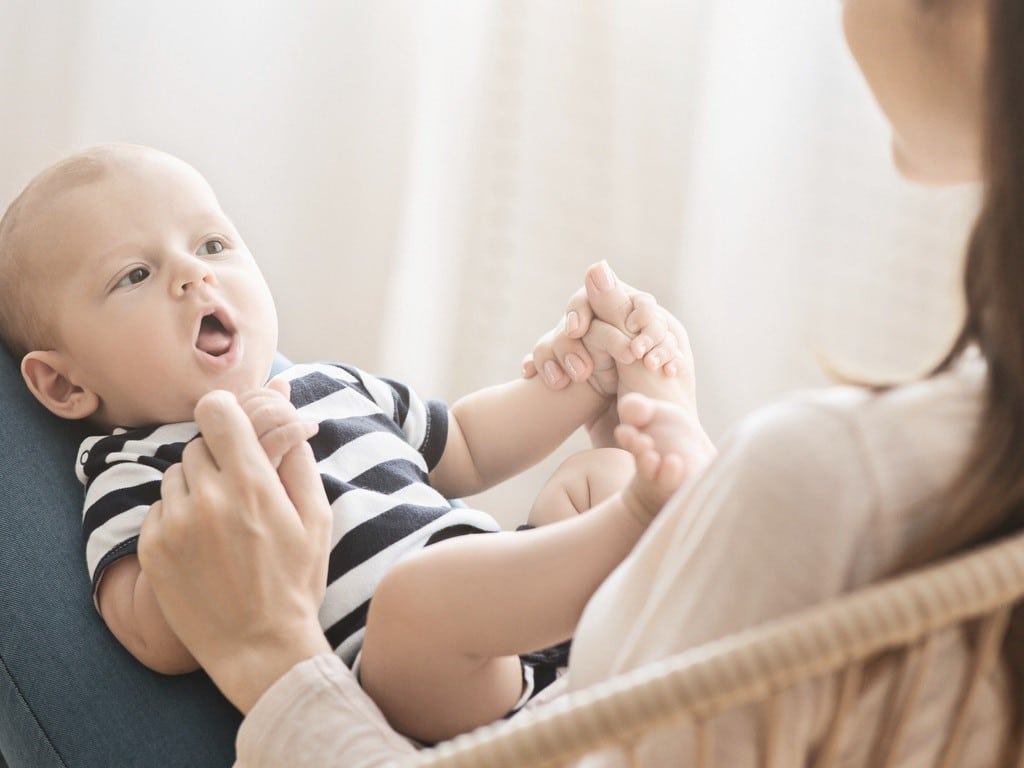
[0,1,978,527]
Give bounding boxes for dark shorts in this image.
[507,640,571,717]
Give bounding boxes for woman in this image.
[138,0,1014,764]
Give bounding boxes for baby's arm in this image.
[429,375,609,500]
[97,554,200,674]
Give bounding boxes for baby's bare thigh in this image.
[527,447,634,527]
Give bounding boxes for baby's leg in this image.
[525,447,634,527]
[360,450,639,743]
[360,550,530,743]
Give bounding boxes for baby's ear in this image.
[21,351,99,420]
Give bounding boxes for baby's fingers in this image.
[627,294,670,358]
[582,319,636,366]
[238,381,289,414]
[260,421,319,469]
[641,332,683,373]
[267,378,291,399]
[241,386,316,467]
[522,354,538,379]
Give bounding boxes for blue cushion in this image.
[0,349,296,766]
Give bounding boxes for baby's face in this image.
[36,152,278,428]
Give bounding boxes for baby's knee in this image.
[529,447,634,526]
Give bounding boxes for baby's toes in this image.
[635,449,662,481]
[617,392,656,429]
[657,454,687,492]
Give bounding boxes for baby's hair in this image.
[0,144,156,359]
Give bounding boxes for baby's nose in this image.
[174,257,215,295]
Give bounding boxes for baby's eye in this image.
[197,239,225,256]
[115,267,150,289]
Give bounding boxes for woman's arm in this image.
[237,653,417,768]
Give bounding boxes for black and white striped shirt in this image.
[77,362,500,664]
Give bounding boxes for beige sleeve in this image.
[234,653,417,768]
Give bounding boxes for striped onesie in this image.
[78,362,502,667]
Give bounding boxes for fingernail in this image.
[566,311,580,335]
[649,352,663,368]
[593,261,615,292]
[565,354,583,379]
[665,362,678,377]
[632,338,648,357]
[544,360,562,385]
[625,317,639,334]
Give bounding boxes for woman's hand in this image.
[524,262,693,447]
[523,262,686,394]
[137,390,333,714]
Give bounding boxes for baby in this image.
[0,144,705,743]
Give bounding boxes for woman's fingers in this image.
[278,439,332,545]
[180,435,221,491]
[528,320,595,388]
[530,261,693,396]
[564,286,593,340]
[161,461,189,500]
[193,390,269,475]
[584,261,635,333]
[550,333,593,382]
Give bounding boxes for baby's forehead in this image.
[21,149,213,242]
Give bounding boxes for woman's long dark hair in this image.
[923,0,1024,760]
[934,0,1024,536]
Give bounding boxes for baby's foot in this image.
[614,393,714,520]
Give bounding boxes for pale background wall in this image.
[0,1,979,528]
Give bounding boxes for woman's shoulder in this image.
[712,354,986,580]
[727,351,985,470]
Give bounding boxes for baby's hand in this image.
[615,393,716,522]
[239,379,318,470]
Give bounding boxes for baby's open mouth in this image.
[195,312,234,357]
